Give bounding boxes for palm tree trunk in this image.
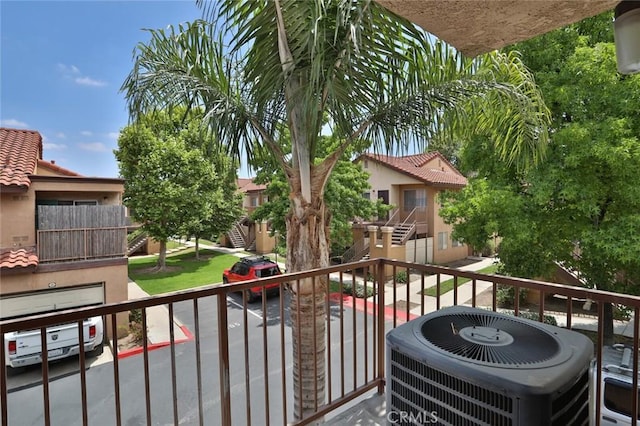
[286,192,330,420]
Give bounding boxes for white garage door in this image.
[0,283,104,320]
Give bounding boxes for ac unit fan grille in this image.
[420,311,560,366]
[390,349,514,425]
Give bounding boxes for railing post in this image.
[217,293,232,425]
[377,259,386,394]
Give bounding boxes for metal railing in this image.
[2,258,640,425]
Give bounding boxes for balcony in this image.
[2,258,639,425]
[37,227,127,262]
[37,205,127,263]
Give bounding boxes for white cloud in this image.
[57,63,106,87]
[80,130,93,136]
[106,132,120,140]
[0,118,28,128]
[55,132,66,139]
[44,142,68,150]
[78,142,108,152]
[75,76,107,87]
[57,63,80,74]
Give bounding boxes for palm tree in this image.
[121,0,550,420]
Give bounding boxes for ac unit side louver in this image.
[386,306,593,426]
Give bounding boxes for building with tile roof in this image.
[0,127,129,335]
[219,178,275,253]
[354,151,469,265]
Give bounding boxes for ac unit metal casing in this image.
[386,306,594,426]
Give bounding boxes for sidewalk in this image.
[117,280,192,358]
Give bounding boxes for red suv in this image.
[222,256,283,302]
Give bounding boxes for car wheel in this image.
[246,290,257,303]
[223,277,228,284]
[89,344,104,358]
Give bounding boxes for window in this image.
[604,378,640,419]
[438,232,448,250]
[250,196,259,207]
[362,192,370,200]
[403,189,426,211]
[452,239,464,248]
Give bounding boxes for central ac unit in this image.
[386,306,593,426]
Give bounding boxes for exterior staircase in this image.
[391,223,416,245]
[339,240,370,264]
[127,233,148,256]
[226,220,247,248]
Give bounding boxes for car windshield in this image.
[255,266,279,278]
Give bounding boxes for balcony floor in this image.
[324,391,386,425]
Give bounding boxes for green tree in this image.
[442,14,640,343]
[116,111,230,269]
[180,122,244,259]
[251,135,388,255]
[121,1,549,417]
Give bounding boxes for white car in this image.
[4,316,104,370]
[590,344,640,426]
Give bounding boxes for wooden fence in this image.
[37,206,127,262]
[37,205,127,230]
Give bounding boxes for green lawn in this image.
[422,263,500,297]
[129,248,240,295]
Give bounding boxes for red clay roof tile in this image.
[360,152,468,187]
[237,178,266,192]
[0,247,39,271]
[0,127,42,189]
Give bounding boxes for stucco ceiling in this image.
[377,0,619,57]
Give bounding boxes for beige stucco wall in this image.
[431,190,467,264]
[360,160,420,208]
[255,221,276,254]
[1,190,37,249]
[31,180,122,205]
[0,262,129,337]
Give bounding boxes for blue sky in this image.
[1,1,247,178]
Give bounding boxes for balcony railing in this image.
[37,227,127,263]
[2,258,640,425]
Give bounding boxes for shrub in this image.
[129,309,145,344]
[395,270,408,284]
[614,304,632,321]
[496,284,528,308]
[332,279,375,298]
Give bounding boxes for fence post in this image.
[377,259,386,394]
[217,293,232,425]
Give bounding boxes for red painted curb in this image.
[328,292,419,323]
[117,324,194,359]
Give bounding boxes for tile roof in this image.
[0,127,42,189]
[37,159,82,177]
[237,178,266,192]
[0,247,39,271]
[360,152,468,187]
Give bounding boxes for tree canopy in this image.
[441,13,640,342]
[115,110,240,268]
